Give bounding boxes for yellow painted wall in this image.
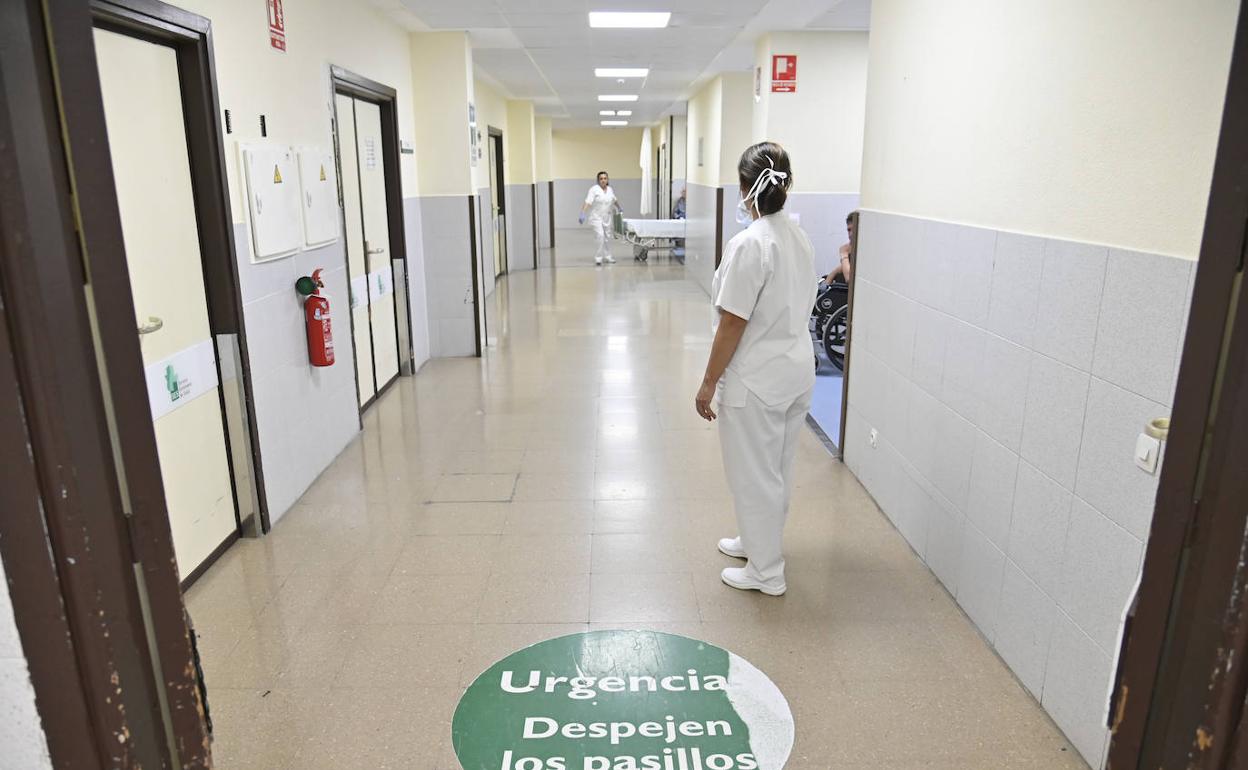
[472,77,509,190]
[170,0,419,217]
[534,117,554,182]
[754,32,869,193]
[410,31,473,196]
[506,100,537,186]
[686,77,722,188]
[718,72,755,188]
[862,0,1237,258]
[552,128,645,180]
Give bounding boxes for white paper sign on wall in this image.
[297,147,340,248]
[241,143,301,262]
[145,339,220,421]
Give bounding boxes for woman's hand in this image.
[695,380,717,421]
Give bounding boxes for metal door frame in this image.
[488,126,509,279]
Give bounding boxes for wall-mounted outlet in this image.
[869,428,878,448]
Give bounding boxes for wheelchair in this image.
[811,278,849,371]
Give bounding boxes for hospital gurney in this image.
[613,214,686,262]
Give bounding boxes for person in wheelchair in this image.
[823,211,856,287]
[812,211,857,370]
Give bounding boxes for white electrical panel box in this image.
[241,143,301,262]
[297,147,340,248]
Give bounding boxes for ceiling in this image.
[377,0,870,127]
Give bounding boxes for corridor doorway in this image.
[93,26,244,582]
[488,128,509,279]
[335,94,398,408]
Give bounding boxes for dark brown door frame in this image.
[531,183,539,269]
[0,0,212,766]
[488,126,509,278]
[330,66,412,413]
[83,0,271,582]
[549,180,556,252]
[1108,3,1248,767]
[837,210,860,457]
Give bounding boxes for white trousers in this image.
[590,218,611,262]
[717,386,812,585]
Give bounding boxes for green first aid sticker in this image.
[452,630,794,770]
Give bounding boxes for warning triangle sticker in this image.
[273,165,283,184]
[319,164,327,182]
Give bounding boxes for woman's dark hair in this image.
[738,141,792,216]
[597,170,609,180]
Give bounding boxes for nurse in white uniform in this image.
[694,142,817,596]
[579,170,620,265]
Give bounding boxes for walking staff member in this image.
[694,142,816,596]
[579,170,621,265]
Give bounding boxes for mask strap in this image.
[743,155,789,215]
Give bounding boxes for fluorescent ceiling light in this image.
[599,110,616,116]
[595,67,650,78]
[598,94,639,102]
[589,12,671,28]
[601,120,629,126]
[616,110,633,116]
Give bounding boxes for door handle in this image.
[365,241,386,255]
[137,316,164,336]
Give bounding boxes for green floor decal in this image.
[452,630,794,770]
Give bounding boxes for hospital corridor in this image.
[1,2,1246,770]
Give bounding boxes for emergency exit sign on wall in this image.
[267,0,286,51]
[771,54,796,93]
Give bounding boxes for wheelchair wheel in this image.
[822,305,848,371]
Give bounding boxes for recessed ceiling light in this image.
[598,95,639,102]
[595,68,650,78]
[599,110,616,116]
[601,120,629,126]
[616,110,633,116]
[589,12,670,28]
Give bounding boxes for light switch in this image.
[1134,433,1160,474]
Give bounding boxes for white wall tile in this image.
[918,219,958,312]
[905,383,943,485]
[847,349,884,431]
[1042,612,1113,766]
[853,211,886,286]
[966,429,1019,550]
[890,213,925,298]
[878,361,912,454]
[879,290,919,379]
[976,334,1031,452]
[994,560,1057,698]
[925,497,966,595]
[1020,353,1090,489]
[957,522,1007,642]
[0,659,51,770]
[987,232,1045,348]
[911,303,950,396]
[1033,239,1108,371]
[1075,378,1168,540]
[1060,498,1144,653]
[1007,461,1073,598]
[949,225,996,327]
[1093,249,1193,405]
[894,457,933,556]
[941,318,986,423]
[932,405,976,514]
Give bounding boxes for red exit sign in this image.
[771,54,796,93]
[268,0,286,51]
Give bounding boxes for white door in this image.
[95,29,238,578]
[334,94,377,406]
[335,95,399,406]
[353,100,399,389]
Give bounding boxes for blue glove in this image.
[578,213,586,225]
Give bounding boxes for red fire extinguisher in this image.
[296,269,334,367]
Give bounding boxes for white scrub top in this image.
[712,211,818,407]
[585,185,617,222]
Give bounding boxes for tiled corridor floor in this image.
[185,230,1087,769]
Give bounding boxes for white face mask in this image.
[736,155,788,225]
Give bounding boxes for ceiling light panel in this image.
[594,67,650,78]
[599,110,616,115]
[588,12,671,28]
[615,110,632,116]
[601,120,629,126]
[598,94,639,102]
